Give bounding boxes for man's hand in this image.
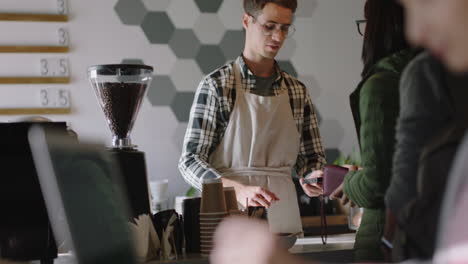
[300,170,323,197]
[221,178,279,208]
[237,185,280,208]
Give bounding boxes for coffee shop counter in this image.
[148,233,355,264]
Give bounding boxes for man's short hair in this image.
[243,0,298,16]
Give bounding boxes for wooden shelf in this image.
[0,46,69,53]
[0,13,68,22]
[0,77,70,84]
[0,108,70,115]
[301,215,348,227]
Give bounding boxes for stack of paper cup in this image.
[199,178,228,257]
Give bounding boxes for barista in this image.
[178,0,326,234]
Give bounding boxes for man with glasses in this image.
[179,0,326,234]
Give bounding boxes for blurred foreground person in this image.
[382,51,468,262]
[400,0,468,72]
[433,139,468,263]
[211,217,306,264]
[393,0,468,262]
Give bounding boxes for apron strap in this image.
[234,58,243,91]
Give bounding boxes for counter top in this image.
[291,233,355,253]
[46,233,355,264]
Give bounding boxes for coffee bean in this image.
[95,82,147,139]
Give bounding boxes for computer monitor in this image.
[28,126,137,264]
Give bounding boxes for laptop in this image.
[28,126,137,264]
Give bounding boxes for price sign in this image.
[40,58,69,77]
[38,88,70,108]
[57,0,68,14]
[58,28,69,45]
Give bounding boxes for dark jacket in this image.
[344,49,416,262]
[385,52,454,215]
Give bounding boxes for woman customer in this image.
[330,0,416,261]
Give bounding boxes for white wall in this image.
[293,0,364,154]
[0,0,365,201]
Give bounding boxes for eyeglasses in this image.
[249,14,296,38]
[355,19,366,36]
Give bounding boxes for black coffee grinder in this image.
[88,64,153,218]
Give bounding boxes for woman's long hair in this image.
[361,0,409,78]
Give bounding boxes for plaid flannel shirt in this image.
[178,56,326,190]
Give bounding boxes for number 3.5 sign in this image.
[39,88,70,108]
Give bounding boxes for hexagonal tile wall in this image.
[167,0,200,29]
[193,14,226,44]
[196,45,226,75]
[142,0,171,12]
[195,0,224,13]
[277,60,298,77]
[149,45,177,75]
[147,75,177,107]
[219,30,245,61]
[121,58,176,107]
[218,0,244,30]
[170,60,203,92]
[170,92,196,122]
[141,12,175,44]
[169,29,201,59]
[115,0,147,25]
[114,0,331,142]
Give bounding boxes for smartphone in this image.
[303,177,323,184]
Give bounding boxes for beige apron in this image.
[209,58,303,234]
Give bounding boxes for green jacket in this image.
[344,49,416,262]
